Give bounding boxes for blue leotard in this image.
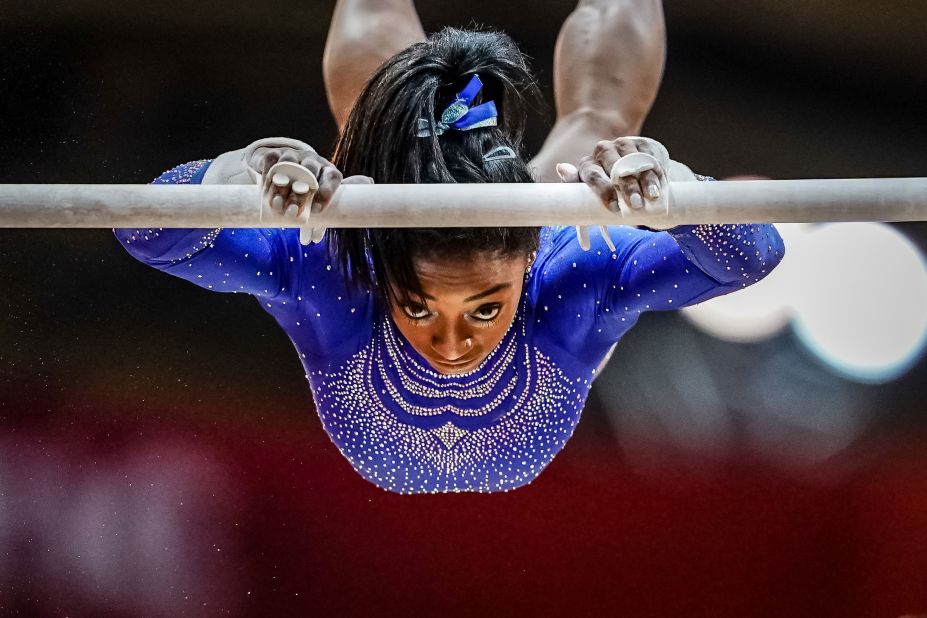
[115,160,784,493]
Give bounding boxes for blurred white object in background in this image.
[790,222,927,382]
[683,223,927,383]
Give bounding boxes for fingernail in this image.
[608,199,620,213]
[647,184,660,199]
[271,195,283,210]
[299,227,312,246]
[630,193,644,209]
[555,163,568,181]
[272,173,289,187]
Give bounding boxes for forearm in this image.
[113,157,290,297]
[604,171,784,321]
[114,159,220,265]
[666,222,785,287]
[663,173,785,286]
[114,226,221,266]
[114,141,280,265]
[603,220,783,324]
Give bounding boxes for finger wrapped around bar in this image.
[260,161,326,245]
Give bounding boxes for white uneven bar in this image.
[1,178,926,228]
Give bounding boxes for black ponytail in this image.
[329,27,542,308]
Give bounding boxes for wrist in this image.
[666,159,698,182]
[201,148,256,185]
[201,137,315,186]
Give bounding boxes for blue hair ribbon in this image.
[417,74,498,137]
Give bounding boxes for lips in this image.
[429,356,478,373]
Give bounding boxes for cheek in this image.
[477,303,518,343]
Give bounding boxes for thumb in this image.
[342,175,375,185]
[555,163,579,183]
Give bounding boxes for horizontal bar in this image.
[1,178,926,228]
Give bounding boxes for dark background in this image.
[1,1,926,615]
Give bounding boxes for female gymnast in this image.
[115,2,784,493]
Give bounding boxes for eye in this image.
[471,304,501,322]
[401,303,431,320]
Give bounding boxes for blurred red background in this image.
[4,403,927,616]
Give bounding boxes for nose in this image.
[430,322,472,361]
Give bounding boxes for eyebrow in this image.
[420,283,512,303]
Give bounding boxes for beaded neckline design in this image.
[310,289,585,491]
[372,292,529,426]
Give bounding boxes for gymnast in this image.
[115,0,784,493]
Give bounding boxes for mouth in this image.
[429,356,479,373]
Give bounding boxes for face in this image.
[390,252,531,375]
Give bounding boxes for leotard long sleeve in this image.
[115,160,784,493]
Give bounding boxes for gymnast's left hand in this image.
[555,136,671,250]
[556,136,670,215]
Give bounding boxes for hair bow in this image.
[417,74,498,137]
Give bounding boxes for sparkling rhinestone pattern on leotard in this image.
[115,160,786,495]
[310,301,586,494]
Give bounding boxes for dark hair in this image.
[329,27,542,308]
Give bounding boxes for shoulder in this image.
[528,224,660,332]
